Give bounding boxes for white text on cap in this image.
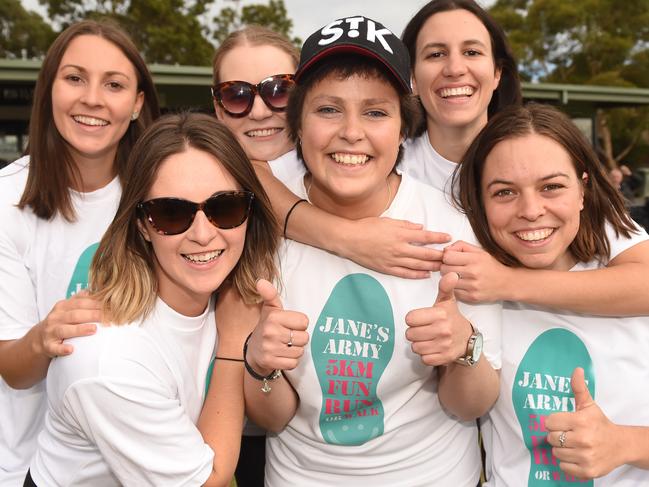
[318,17,394,54]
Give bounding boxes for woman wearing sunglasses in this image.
[212,26,298,163]
[211,26,299,487]
[26,112,278,486]
[0,21,159,486]
[240,17,501,486]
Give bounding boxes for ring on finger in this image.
[456,271,462,280]
[287,329,293,348]
[558,431,567,448]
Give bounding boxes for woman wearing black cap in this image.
[241,16,500,486]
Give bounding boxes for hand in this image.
[405,272,473,366]
[546,367,623,479]
[35,291,100,358]
[214,282,259,355]
[441,240,515,303]
[341,217,451,279]
[245,279,309,376]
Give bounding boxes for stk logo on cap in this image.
[295,16,412,94]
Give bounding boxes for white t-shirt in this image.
[483,228,649,487]
[0,157,121,486]
[268,155,502,486]
[29,297,216,486]
[398,132,458,193]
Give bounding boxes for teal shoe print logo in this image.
[513,328,595,486]
[311,273,395,446]
[66,243,99,298]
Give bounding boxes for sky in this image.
[21,0,494,44]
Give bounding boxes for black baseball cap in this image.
[295,16,412,93]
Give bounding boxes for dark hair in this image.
[286,54,422,163]
[91,112,279,322]
[454,103,637,267]
[212,25,299,84]
[18,20,160,221]
[402,0,521,136]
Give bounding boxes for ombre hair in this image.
[454,103,637,267]
[18,19,160,221]
[212,25,299,84]
[402,0,521,136]
[90,112,279,324]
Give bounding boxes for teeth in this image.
[246,128,281,137]
[516,228,554,242]
[331,153,369,165]
[73,115,109,126]
[439,86,474,98]
[183,250,223,263]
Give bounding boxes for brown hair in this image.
[18,20,160,221]
[401,0,521,136]
[90,112,279,324]
[212,25,299,84]
[454,103,637,267]
[286,54,422,164]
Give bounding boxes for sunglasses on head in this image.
[137,190,254,235]
[211,74,295,118]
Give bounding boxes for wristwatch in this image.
[455,323,483,367]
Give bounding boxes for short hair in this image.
[90,112,279,324]
[212,25,299,84]
[286,54,422,164]
[402,0,521,136]
[18,20,160,221]
[454,103,637,267]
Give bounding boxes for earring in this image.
[131,111,139,121]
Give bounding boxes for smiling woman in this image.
[0,20,160,486]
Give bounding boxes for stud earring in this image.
[131,111,139,121]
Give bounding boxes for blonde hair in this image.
[212,25,299,84]
[90,112,279,324]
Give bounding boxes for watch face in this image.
[472,333,484,362]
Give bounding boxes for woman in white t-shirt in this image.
[0,20,159,486]
[209,26,299,486]
[27,112,279,486]
[454,103,649,485]
[238,17,501,487]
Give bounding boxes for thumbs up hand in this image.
[244,279,309,377]
[546,367,622,480]
[405,272,474,366]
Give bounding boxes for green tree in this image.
[212,0,300,47]
[490,0,649,168]
[40,0,216,65]
[0,0,56,59]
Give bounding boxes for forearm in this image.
[244,373,298,432]
[198,357,246,487]
[619,425,649,470]
[438,360,499,421]
[0,324,51,388]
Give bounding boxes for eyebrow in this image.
[311,94,395,105]
[421,39,489,51]
[59,64,132,79]
[486,172,571,189]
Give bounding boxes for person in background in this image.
[210,25,299,486]
[27,112,279,486]
[0,20,159,486]
[455,103,649,486]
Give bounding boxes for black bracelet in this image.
[283,199,307,238]
[214,356,244,362]
[243,333,282,393]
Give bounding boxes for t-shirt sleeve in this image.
[269,150,306,186]
[60,367,214,486]
[0,208,38,340]
[606,220,649,261]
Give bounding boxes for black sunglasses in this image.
[137,191,254,235]
[211,74,295,118]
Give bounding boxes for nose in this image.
[339,112,364,143]
[442,51,468,78]
[517,192,545,221]
[186,210,219,246]
[248,93,273,120]
[79,80,103,107]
